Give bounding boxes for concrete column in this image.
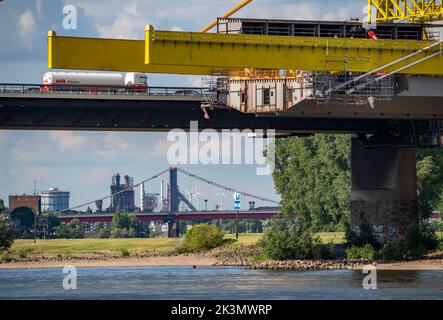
[350,138,418,244]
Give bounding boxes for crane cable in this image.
[176,167,279,204]
[55,168,171,214]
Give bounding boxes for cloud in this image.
[36,0,44,18]
[170,26,183,32]
[17,10,37,49]
[48,131,90,153]
[96,132,131,158]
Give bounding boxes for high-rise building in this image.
[38,188,70,212]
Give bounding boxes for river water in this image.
[0,267,442,300]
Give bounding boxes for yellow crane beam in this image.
[200,0,254,33]
[47,31,234,75]
[144,26,443,76]
[368,0,443,22]
[48,27,443,76]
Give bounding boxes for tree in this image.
[45,212,61,238]
[269,135,443,230]
[416,149,443,220]
[111,212,132,231]
[271,135,351,231]
[10,207,35,238]
[54,219,85,239]
[183,224,225,251]
[110,212,149,238]
[0,199,5,213]
[0,218,14,251]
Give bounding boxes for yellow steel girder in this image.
[368,0,443,22]
[144,26,443,75]
[48,28,443,76]
[47,31,235,75]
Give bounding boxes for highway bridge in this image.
[0,83,442,143]
[58,210,281,224]
[2,1,443,244]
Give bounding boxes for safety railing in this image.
[0,83,205,97]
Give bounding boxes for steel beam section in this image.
[48,31,235,75]
[144,25,443,75]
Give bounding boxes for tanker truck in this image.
[41,72,148,93]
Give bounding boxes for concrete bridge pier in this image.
[350,138,418,244]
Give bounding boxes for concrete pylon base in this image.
[350,138,418,244]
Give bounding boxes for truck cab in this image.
[125,73,148,91]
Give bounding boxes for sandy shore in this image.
[0,254,217,269]
[356,259,443,271]
[1,255,442,270]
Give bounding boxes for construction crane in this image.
[368,0,442,23]
[368,0,443,39]
[200,0,254,33]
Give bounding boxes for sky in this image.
[0,0,366,211]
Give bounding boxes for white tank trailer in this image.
[42,72,148,87]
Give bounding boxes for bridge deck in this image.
[58,211,281,223]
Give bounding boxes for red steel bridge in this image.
[56,167,282,237]
[58,210,281,224]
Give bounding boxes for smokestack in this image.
[160,180,165,205]
[140,183,145,212]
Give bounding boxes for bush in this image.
[120,248,130,257]
[54,219,86,239]
[346,244,377,260]
[0,219,15,252]
[0,252,12,263]
[346,223,439,261]
[17,248,32,259]
[111,228,136,239]
[377,241,407,261]
[258,218,331,260]
[97,228,111,239]
[312,241,335,260]
[345,213,380,249]
[182,224,225,252]
[405,223,439,259]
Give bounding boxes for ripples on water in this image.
[0,267,442,300]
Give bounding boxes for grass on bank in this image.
[9,232,347,256]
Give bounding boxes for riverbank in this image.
[1,245,442,271]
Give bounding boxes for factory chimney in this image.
[140,182,145,212]
[160,180,165,209]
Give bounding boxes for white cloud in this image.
[48,131,90,153]
[17,10,37,49]
[97,2,146,39]
[170,26,183,32]
[96,132,131,158]
[36,0,44,18]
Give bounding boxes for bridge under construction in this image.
[1,0,443,243]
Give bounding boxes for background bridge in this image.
[57,167,282,237]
